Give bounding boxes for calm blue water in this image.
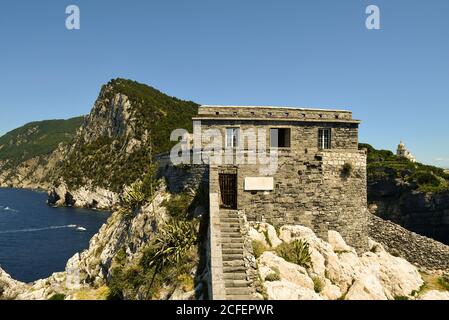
[0,188,110,283]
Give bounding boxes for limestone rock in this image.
[418,290,449,300]
[360,250,424,298]
[264,281,322,300]
[249,223,282,248]
[0,267,27,299]
[258,252,314,290]
[328,230,354,253]
[320,278,341,300]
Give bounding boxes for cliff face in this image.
[0,180,209,300]
[360,143,449,246]
[0,118,83,190]
[0,79,199,210]
[368,180,449,245]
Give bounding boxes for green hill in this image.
[0,117,84,164]
[61,79,199,192]
[359,143,449,193]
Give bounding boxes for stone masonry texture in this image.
[198,106,369,252]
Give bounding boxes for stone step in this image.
[226,295,253,300]
[222,248,244,255]
[223,273,247,281]
[221,238,244,244]
[221,243,244,249]
[220,218,240,223]
[223,260,245,267]
[220,213,239,217]
[226,288,251,296]
[222,254,244,261]
[220,232,241,238]
[221,227,240,233]
[225,280,251,287]
[223,266,247,273]
[220,222,240,227]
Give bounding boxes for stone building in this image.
[397,141,416,163]
[192,105,369,299]
[194,106,368,247]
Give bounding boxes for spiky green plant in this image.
[275,239,312,268]
[141,219,199,272]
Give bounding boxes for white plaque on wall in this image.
[244,177,274,191]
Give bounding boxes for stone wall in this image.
[197,105,353,121]
[155,153,209,193]
[206,150,368,251]
[369,215,449,270]
[201,116,368,251]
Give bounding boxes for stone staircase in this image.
[219,209,252,300]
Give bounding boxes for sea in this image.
[0,188,110,283]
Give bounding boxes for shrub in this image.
[438,275,449,291]
[252,240,268,259]
[263,230,272,247]
[265,272,281,282]
[412,171,440,187]
[312,277,324,293]
[48,293,66,300]
[394,295,409,300]
[177,273,195,292]
[162,192,194,218]
[140,219,198,272]
[275,240,311,268]
[342,162,354,177]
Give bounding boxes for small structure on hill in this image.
[397,141,416,163]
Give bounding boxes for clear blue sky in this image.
[1,0,448,167]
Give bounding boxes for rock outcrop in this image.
[247,222,449,300]
[368,173,449,245]
[368,215,449,270]
[0,184,199,300]
[47,183,119,210]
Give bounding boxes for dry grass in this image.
[72,286,110,300]
[419,272,449,294]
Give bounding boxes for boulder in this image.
[0,267,27,299]
[418,290,449,300]
[328,230,354,253]
[249,223,282,248]
[248,227,268,246]
[360,250,423,298]
[258,252,314,290]
[320,278,342,300]
[345,275,388,300]
[264,281,322,300]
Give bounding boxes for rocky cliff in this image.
[0,180,209,300]
[1,79,199,210]
[247,221,449,300]
[360,143,449,245]
[0,117,83,190]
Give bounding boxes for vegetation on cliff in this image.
[0,117,83,165]
[360,143,449,193]
[107,173,208,300]
[60,79,199,193]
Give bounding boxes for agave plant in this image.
[275,239,312,268]
[141,219,199,273]
[121,180,146,210]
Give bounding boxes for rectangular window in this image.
[226,128,240,148]
[318,128,331,149]
[270,128,291,148]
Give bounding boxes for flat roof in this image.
[200,105,352,113]
[192,116,361,124]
